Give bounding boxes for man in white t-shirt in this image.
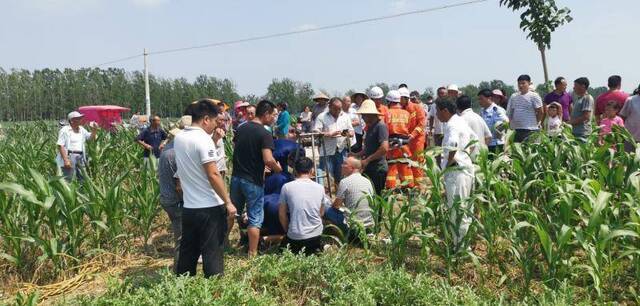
[456,95,492,151]
[174,99,236,278]
[56,111,97,181]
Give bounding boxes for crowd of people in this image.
[55,74,640,277]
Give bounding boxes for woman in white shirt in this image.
[299,106,312,133]
[56,111,97,181]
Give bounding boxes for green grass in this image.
[64,251,585,306]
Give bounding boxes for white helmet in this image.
[367,86,384,99]
[398,87,411,98]
[386,90,401,103]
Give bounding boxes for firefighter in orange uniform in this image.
[398,87,427,188]
[384,90,414,189]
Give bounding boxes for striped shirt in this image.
[507,91,543,130]
[336,172,375,227]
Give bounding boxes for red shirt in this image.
[595,90,629,117]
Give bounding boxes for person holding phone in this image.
[313,97,354,185]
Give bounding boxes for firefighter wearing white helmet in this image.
[367,86,388,123]
[384,90,414,189]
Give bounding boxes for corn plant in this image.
[368,191,422,269]
[129,157,160,250]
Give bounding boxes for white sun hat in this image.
[67,111,84,120]
[447,84,459,92]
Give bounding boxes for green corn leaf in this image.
[0,182,40,204]
[604,229,639,242]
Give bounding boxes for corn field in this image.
[0,122,160,282]
[366,126,640,302]
[1,122,639,303]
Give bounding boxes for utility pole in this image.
[143,48,151,118]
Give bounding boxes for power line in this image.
[95,54,143,67]
[94,0,487,67]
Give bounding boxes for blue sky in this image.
[1,0,639,96]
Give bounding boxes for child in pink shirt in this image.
[599,101,625,145]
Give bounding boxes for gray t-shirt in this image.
[279,178,330,240]
[363,120,389,172]
[620,95,640,141]
[158,142,181,206]
[336,172,374,227]
[571,93,594,137]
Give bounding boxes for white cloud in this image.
[292,24,318,32]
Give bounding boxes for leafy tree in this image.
[500,0,572,84]
[0,67,241,121]
[344,89,356,98]
[242,94,260,105]
[589,86,608,99]
[420,87,435,102]
[459,84,481,111]
[536,83,552,98]
[265,78,314,114]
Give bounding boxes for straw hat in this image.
[312,92,330,101]
[178,115,192,128]
[209,99,229,111]
[356,99,380,115]
[168,115,192,139]
[350,91,369,101]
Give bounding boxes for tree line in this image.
[0,67,608,121]
[0,68,241,121]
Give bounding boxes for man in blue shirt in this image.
[478,89,509,155]
[136,115,167,159]
[275,103,290,139]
